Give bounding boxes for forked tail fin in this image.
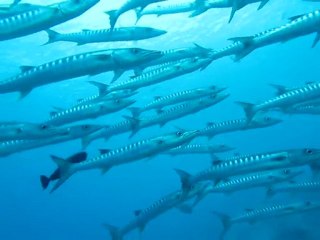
[212,211,231,240]
[43,29,60,45]
[174,168,193,192]
[134,8,143,23]
[236,101,255,121]
[128,107,142,118]
[103,224,123,240]
[40,175,50,190]
[50,155,76,193]
[105,10,118,30]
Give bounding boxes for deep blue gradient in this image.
[0,0,320,240]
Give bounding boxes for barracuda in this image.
[0,121,68,141]
[198,0,270,22]
[214,201,320,239]
[45,98,135,126]
[138,45,213,74]
[0,124,102,157]
[267,181,320,197]
[284,103,320,115]
[164,143,234,156]
[199,115,282,139]
[178,168,302,213]
[104,182,209,240]
[175,148,320,191]
[237,82,320,120]
[44,27,167,45]
[50,130,199,192]
[82,119,134,148]
[0,1,44,19]
[135,0,207,22]
[106,0,165,29]
[229,9,320,60]
[129,86,224,117]
[75,89,138,107]
[89,57,211,93]
[0,48,161,98]
[128,93,229,133]
[0,0,99,41]
[82,93,228,147]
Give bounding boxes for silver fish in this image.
[0,0,99,41]
[104,182,209,240]
[0,48,161,98]
[45,98,135,126]
[0,124,102,157]
[44,27,167,45]
[214,201,320,240]
[50,130,199,192]
[106,0,165,29]
[267,180,320,197]
[0,121,68,141]
[128,85,224,117]
[175,148,320,191]
[237,82,320,120]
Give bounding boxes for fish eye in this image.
[82,125,89,130]
[283,169,290,174]
[131,49,139,54]
[264,117,271,121]
[176,131,183,137]
[305,149,313,154]
[114,99,120,103]
[40,124,48,130]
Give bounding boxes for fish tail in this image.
[174,168,192,192]
[134,8,143,24]
[88,81,109,96]
[212,211,231,240]
[128,107,141,118]
[258,0,270,10]
[40,175,50,190]
[103,224,123,240]
[236,101,255,121]
[50,155,75,193]
[43,29,60,45]
[105,10,118,30]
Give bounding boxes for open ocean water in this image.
[0,0,320,240]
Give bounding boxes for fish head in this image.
[250,115,283,127]
[198,92,229,106]
[270,168,303,181]
[67,124,103,137]
[151,130,199,149]
[112,48,162,68]
[57,0,99,15]
[140,27,167,37]
[30,123,69,137]
[109,98,136,108]
[288,148,320,164]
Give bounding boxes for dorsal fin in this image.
[154,96,162,100]
[207,122,215,127]
[20,65,34,72]
[99,149,111,155]
[245,208,254,212]
[288,14,304,21]
[82,29,91,32]
[50,111,58,117]
[228,37,254,46]
[212,160,223,166]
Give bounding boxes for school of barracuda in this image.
[0,0,320,239]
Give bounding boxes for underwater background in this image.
[0,0,320,240]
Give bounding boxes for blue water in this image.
[1,0,320,239]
